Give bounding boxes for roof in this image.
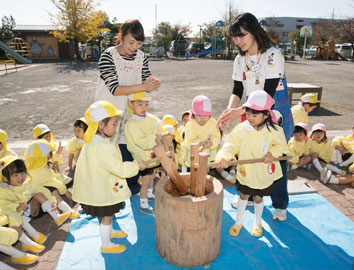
[13,25,56,32]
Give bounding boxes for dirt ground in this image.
[1,57,354,141]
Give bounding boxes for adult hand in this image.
[216,107,242,129]
[144,76,161,92]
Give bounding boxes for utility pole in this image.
[198,24,203,44]
[155,4,157,29]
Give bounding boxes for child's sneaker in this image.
[138,176,143,185]
[147,194,155,202]
[140,206,154,216]
[340,169,346,176]
[69,211,80,219]
[225,175,236,184]
[272,209,287,221]
[32,232,47,245]
[110,230,127,238]
[252,224,263,237]
[229,223,242,236]
[55,211,71,226]
[101,244,126,254]
[320,168,332,184]
[335,163,346,170]
[302,164,310,170]
[21,243,45,253]
[11,254,38,265]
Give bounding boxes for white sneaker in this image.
[320,168,332,183]
[273,209,287,221]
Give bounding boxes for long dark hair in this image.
[229,13,275,56]
[245,107,277,131]
[115,19,145,45]
[2,159,28,183]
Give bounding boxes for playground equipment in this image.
[314,39,339,60]
[0,38,32,64]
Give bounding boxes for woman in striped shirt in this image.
[95,19,161,194]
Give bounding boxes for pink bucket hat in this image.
[242,90,275,121]
[191,95,212,116]
[295,122,308,133]
[311,123,326,134]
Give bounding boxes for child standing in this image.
[291,94,320,125]
[216,90,288,237]
[65,117,88,176]
[0,129,17,159]
[182,95,221,169]
[287,122,312,170]
[331,126,354,172]
[175,111,190,171]
[308,123,345,183]
[73,101,145,254]
[0,156,71,248]
[125,92,163,215]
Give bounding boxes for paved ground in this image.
[0,57,354,269]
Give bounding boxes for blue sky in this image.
[1,0,353,36]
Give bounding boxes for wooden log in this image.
[153,144,189,195]
[162,134,176,162]
[194,156,291,168]
[195,152,209,197]
[189,143,199,195]
[155,174,223,267]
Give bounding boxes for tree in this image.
[311,20,339,45]
[171,23,192,41]
[337,17,354,58]
[288,29,311,50]
[49,0,106,60]
[201,22,215,44]
[0,15,16,41]
[152,22,173,54]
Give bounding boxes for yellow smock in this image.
[307,138,333,163]
[65,137,83,163]
[291,103,308,125]
[332,134,354,154]
[0,225,18,246]
[288,137,310,164]
[0,148,17,160]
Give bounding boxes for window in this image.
[296,19,304,22]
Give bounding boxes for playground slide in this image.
[0,40,32,64]
[185,47,225,58]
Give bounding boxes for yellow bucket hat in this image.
[128,91,152,101]
[26,139,55,171]
[84,101,123,143]
[162,114,178,126]
[0,155,20,182]
[33,124,55,141]
[300,94,320,104]
[0,129,8,151]
[163,124,176,136]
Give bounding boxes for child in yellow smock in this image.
[73,101,145,254]
[0,129,17,159]
[291,93,319,125]
[175,110,189,172]
[0,209,38,266]
[33,124,63,173]
[65,117,88,176]
[287,122,311,170]
[182,95,221,169]
[308,123,345,184]
[125,92,163,216]
[216,90,288,238]
[23,140,79,218]
[331,125,354,173]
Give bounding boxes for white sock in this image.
[21,216,40,239]
[41,200,59,221]
[342,154,354,166]
[19,233,36,246]
[147,188,154,198]
[254,201,264,226]
[221,170,231,179]
[140,198,149,208]
[0,244,25,258]
[181,166,187,173]
[58,201,73,213]
[328,175,339,184]
[100,224,113,248]
[312,159,324,172]
[235,199,248,226]
[335,149,343,163]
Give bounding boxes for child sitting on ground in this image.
[24,140,79,218]
[287,122,312,170]
[0,129,17,159]
[331,125,354,173]
[65,117,88,177]
[182,95,221,171]
[308,123,345,183]
[73,101,145,254]
[33,124,63,173]
[125,92,163,216]
[291,93,320,125]
[0,156,72,255]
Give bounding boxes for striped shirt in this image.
[98,48,151,95]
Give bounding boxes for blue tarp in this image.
[57,188,354,270]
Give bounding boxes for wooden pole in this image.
[190,143,199,195]
[153,144,189,195]
[194,156,291,168]
[195,152,209,197]
[162,134,176,162]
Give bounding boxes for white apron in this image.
[95,47,144,144]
